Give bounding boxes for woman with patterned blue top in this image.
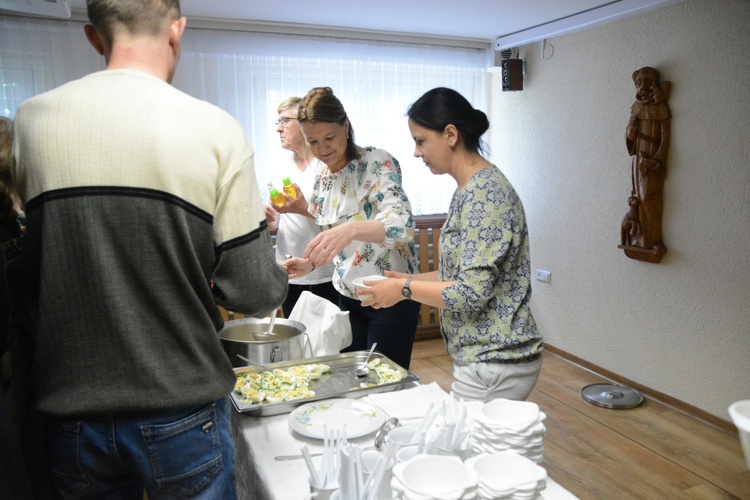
[282,87,421,369]
[362,87,544,401]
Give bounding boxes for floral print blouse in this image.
[308,147,417,299]
[440,166,543,363]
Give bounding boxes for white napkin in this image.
[289,291,352,357]
[365,382,451,426]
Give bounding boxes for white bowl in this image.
[393,455,477,500]
[352,274,388,288]
[479,399,540,430]
[465,451,546,494]
[352,275,388,301]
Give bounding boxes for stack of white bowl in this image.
[465,451,547,499]
[470,399,546,463]
[391,454,479,500]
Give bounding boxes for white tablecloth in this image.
[231,384,579,500]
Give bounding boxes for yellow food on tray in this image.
[234,363,331,405]
[370,358,404,383]
[351,359,404,389]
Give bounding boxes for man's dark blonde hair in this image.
[87,0,181,45]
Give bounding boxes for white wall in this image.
[486,0,749,421]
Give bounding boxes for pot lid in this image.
[581,383,644,409]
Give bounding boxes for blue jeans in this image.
[46,397,237,500]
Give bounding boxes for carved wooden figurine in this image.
[619,66,671,263]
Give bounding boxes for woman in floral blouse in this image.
[362,87,544,401]
[282,87,421,369]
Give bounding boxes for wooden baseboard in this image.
[543,344,736,434]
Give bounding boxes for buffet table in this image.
[230,383,578,500]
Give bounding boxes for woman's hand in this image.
[264,204,278,231]
[281,256,314,279]
[360,277,407,309]
[304,223,356,268]
[274,185,312,217]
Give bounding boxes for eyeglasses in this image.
[275,117,298,127]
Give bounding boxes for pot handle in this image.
[270,346,282,363]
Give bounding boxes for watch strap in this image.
[402,278,413,300]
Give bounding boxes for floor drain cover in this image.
[582,383,644,409]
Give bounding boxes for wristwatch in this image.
[401,278,413,301]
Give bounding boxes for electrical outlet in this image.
[536,269,551,284]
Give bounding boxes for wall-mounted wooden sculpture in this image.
[618,66,671,263]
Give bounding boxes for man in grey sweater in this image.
[10,0,288,497]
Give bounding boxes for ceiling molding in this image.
[43,7,490,50]
[184,16,491,50]
[495,0,685,51]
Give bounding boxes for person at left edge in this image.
[10,0,288,498]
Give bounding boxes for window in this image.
[1,15,489,215]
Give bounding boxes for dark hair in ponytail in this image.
[407,87,489,154]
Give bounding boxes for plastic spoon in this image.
[355,342,378,377]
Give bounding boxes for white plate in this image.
[288,398,387,439]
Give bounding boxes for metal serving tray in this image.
[230,350,419,416]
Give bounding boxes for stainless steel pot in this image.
[219,317,309,367]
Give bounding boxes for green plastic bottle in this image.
[282,177,298,199]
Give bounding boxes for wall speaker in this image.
[501,59,523,92]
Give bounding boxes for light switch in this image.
[536,270,551,284]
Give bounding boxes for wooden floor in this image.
[410,338,750,499]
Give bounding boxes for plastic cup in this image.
[386,425,418,446]
[729,400,750,469]
[360,449,393,500]
[397,444,419,463]
[306,477,339,500]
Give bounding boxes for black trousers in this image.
[339,295,421,370]
[281,281,340,318]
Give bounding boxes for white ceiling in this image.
[56,0,681,45]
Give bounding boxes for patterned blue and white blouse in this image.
[440,166,543,363]
[308,146,417,299]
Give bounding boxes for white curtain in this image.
[1,15,489,215]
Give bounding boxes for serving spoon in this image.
[265,307,279,335]
[355,342,378,377]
